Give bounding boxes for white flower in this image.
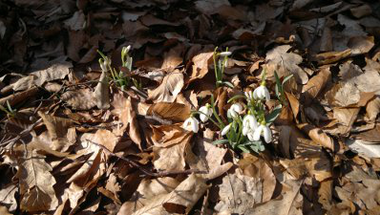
[242,115,258,141]
[219,51,232,57]
[253,124,272,143]
[100,57,111,72]
[122,45,131,56]
[253,85,270,101]
[199,104,212,123]
[221,123,232,136]
[183,116,199,133]
[227,103,243,118]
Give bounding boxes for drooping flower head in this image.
[227,103,243,119]
[199,103,212,123]
[183,116,200,133]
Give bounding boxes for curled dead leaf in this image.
[147,102,190,122]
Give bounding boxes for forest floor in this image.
[1,0,380,214]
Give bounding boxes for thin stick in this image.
[86,139,206,177]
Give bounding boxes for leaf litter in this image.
[1,0,380,214]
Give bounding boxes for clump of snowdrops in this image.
[97,46,141,90]
[183,70,292,153]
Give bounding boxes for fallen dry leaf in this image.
[214,169,263,214]
[266,45,308,84]
[148,70,184,102]
[131,174,208,215]
[297,123,335,151]
[93,70,110,109]
[147,102,190,122]
[16,150,58,212]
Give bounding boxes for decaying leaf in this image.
[189,52,214,82]
[61,88,97,110]
[132,174,208,215]
[297,123,335,151]
[148,70,184,102]
[214,169,264,214]
[301,67,331,104]
[93,70,110,109]
[147,102,190,122]
[16,150,58,212]
[266,45,308,84]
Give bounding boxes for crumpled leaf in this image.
[215,169,263,214]
[111,93,142,147]
[16,150,58,212]
[152,128,193,171]
[0,184,18,212]
[365,96,380,122]
[189,52,214,83]
[61,88,97,110]
[10,62,72,91]
[297,123,335,151]
[246,179,303,215]
[266,45,308,84]
[147,102,190,122]
[301,67,331,104]
[238,153,276,202]
[132,174,208,215]
[148,70,184,102]
[346,139,380,158]
[38,111,75,152]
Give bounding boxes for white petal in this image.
[253,125,263,141]
[253,87,260,99]
[190,117,199,133]
[242,126,249,136]
[247,132,255,141]
[219,51,232,57]
[221,124,231,136]
[183,118,192,131]
[199,106,209,122]
[263,125,272,143]
[263,87,270,101]
[232,103,243,112]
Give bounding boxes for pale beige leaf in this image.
[215,169,263,214]
[265,45,308,84]
[238,153,276,202]
[132,174,208,215]
[189,139,233,180]
[111,94,142,147]
[61,88,97,110]
[0,184,17,212]
[347,36,375,56]
[147,102,190,122]
[161,44,184,69]
[148,70,184,102]
[297,123,335,151]
[246,180,303,215]
[38,111,75,151]
[189,52,214,82]
[16,150,58,212]
[118,177,180,215]
[152,131,192,171]
[318,180,333,210]
[302,67,331,104]
[365,96,380,122]
[93,70,110,109]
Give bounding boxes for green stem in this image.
[192,111,222,129]
[211,95,225,127]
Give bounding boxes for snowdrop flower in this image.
[199,103,212,123]
[219,51,232,57]
[221,123,232,136]
[122,45,131,56]
[253,85,270,101]
[99,57,111,72]
[227,103,243,118]
[183,116,200,133]
[242,114,258,140]
[253,124,272,143]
